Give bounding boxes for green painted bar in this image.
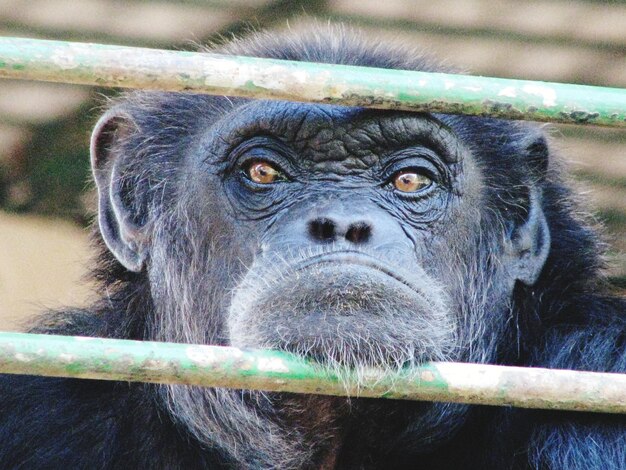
[0,37,624,126]
[0,331,625,413]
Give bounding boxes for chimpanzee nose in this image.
[308,217,372,244]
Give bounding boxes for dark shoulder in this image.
[0,374,126,468]
[0,374,227,469]
[0,308,226,469]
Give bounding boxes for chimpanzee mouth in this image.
[228,248,454,368]
[294,250,419,294]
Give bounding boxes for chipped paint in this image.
[498,86,517,98]
[420,371,436,382]
[522,84,557,107]
[14,353,31,362]
[257,357,290,373]
[186,345,217,366]
[50,50,78,70]
[59,353,74,363]
[437,362,501,390]
[291,69,309,84]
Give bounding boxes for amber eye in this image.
[246,161,282,184]
[392,170,432,193]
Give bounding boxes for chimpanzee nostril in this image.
[345,222,372,244]
[308,218,336,242]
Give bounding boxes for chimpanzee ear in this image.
[505,186,551,286]
[521,130,550,181]
[503,132,552,285]
[91,109,148,272]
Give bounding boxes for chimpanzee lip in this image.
[295,250,418,293]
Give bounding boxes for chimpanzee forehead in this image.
[209,100,462,168]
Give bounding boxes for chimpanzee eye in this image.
[245,160,284,184]
[392,170,432,193]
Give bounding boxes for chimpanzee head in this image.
[89,25,564,467]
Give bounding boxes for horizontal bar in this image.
[0,37,625,127]
[0,332,624,413]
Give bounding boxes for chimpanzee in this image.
[0,24,624,469]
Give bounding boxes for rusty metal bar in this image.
[0,332,624,413]
[0,37,624,126]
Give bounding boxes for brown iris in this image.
[247,161,281,184]
[393,170,432,193]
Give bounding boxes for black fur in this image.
[0,25,624,469]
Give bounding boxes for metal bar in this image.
[0,332,624,413]
[0,37,624,127]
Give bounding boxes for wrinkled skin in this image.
[0,25,624,470]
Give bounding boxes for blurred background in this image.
[0,0,624,330]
